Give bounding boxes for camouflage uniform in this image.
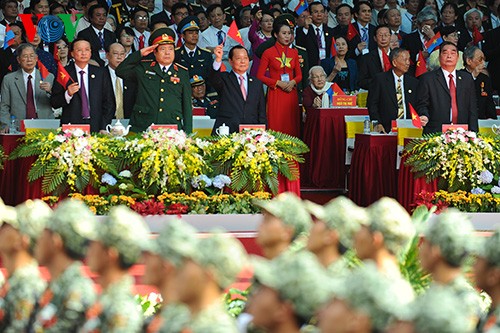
[29,200,98,333]
[143,303,190,333]
[80,206,151,332]
[190,302,238,333]
[0,200,51,332]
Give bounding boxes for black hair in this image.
[354,0,372,14]
[117,25,135,37]
[440,2,458,15]
[374,24,390,35]
[8,21,26,42]
[1,0,18,10]
[49,1,66,14]
[261,9,274,19]
[309,1,325,12]
[228,44,249,59]
[171,2,188,16]
[335,3,352,15]
[272,20,291,38]
[131,6,148,18]
[206,3,223,16]
[88,3,108,18]
[70,37,92,52]
[270,7,282,16]
[439,40,458,54]
[48,35,70,55]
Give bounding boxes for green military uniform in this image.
[109,2,148,27]
[80,206,151,332]
[115,28,193,133]
[142,219,196,333]
[0,200,51,333]
[29,200,97,332]
[191,75,218,119]
[423,210,482,330]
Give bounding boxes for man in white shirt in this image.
[130,7,150,50]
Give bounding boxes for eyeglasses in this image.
[57,44,68,49]
[175,11,188,17]
[135,15,148,20]
[121,34,133,38]
[261,19,274,23]
[20,54,36,60]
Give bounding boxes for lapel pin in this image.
[91,74,95,79]
[408,89,412,93]
[458,76,462,80]
[249,78,253,81]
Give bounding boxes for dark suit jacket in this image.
[482,27,500,92]
[367,71,419,132]
[150,10,173,28]
[78,26,117,67]
[51,64,115,133]
[400,31,423,74]
[104,66,137,119]
[416,68,478,134]
[357,50,383,90]
[295,23,335,67]
[472,72,497,119]
[0,48,16,90]
[346,22,377,60]
[208,66,266,134]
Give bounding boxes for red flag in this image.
[227,21,244,46]
[56,62,72,87]
[53,45,59,62]
[415,50,427,77]
[424,32,442,50]
[332,82,345,95]
[37,60,49,80]
[330,37,337,57]
[409,103,422,128]
[382,49,391,71]
[347,23,359,41]
[241,0,258,6]
[472,26,483,44]
[220,63,227,72]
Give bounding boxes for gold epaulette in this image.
[295,45,306,51]
[175,62,188,70]
[199,47,211,52]
[175,47,181,51]
[111,3,121,7]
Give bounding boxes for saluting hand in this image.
[141,44,157,57]
[67,82,79,96]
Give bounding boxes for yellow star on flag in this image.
[411,113,418,120]
[275,52,293,69]
[60,72,66,79]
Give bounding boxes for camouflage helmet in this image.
[153,218,198,268]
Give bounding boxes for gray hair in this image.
[463,8,483,23]
[16,43,37,57]
[308,65,326,82]
[416,6,438,23]
[463,45,480,65]
[389,47,408,63]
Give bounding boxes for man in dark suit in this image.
[368,48,419,133]
[347,1,377,59]
[150,0,176,27]
[105,43,136,119]
[51,38,115,133]
[416,42,478,134]
[463,46,496,119]
[295,2,335,67]
[482,26,500,92]
[401,8,438,74]
[331,4,352,38]
[77,4,117,67]
[357,25,392,90]
[209,45,266,134]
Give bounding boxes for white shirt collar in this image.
[75,63,89,74]
[184,45,197,53]
[392,70,404,82]
[441,68,457,80]
[22,68,35,79]
[92,25,104,36]
[234,71,247,80]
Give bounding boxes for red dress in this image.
[257,42,302,138]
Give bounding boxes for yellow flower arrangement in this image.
[416,190,500,212]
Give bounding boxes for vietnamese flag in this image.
[37,60,50,80]
[330,37,337,57]
[346,23,359,41]
[472,26,483,44]
[227,21,244,46]
[241,0,258,5]
[56,61,72,87]
[409,103,422,128]
[415,50,427,77]
[332,82,345,95]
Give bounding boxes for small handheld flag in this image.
[3,25,15,50]
[415,50,427,77]
[347,23,359,41]
[330,37,337,58]
[241,0,258,6]
[287,0,308,15]
[56,62,73,87]
[424,32,443,53]
[37,60,50,80]
[227,21,244,46]
[409,103,422,128]
[472,26,483,45]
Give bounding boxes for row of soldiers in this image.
[0,193,499,332]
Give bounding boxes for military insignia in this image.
[146,71,156,75]
[171,77,180,84]
[174,64,178,71]
[151,61,156,67]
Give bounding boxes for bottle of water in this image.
[9,115,17,134]
[363,117,371,134]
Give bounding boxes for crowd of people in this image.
[0,194,499,333]
[0,0,498,136]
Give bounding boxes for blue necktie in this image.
[361,27,368,43]
[217,30,224,45]
[98,31,104,50]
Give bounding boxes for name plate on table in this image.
[24,119,60,133]
[62,124,90,134]
[332,95,357,107]
[193,107,206,116]
[442,124,468,132]
[150,124,178,130]
[239,124,266,132]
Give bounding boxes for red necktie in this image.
[26,74,37,119]
[449,73,458,124]
[382,50,391,71]
[177,34,183,47]
[139,34,145,49]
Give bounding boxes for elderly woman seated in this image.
[303,66,335,108]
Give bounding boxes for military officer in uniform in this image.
[191,75,218,119]
[0,200,50,333]
[109,0,148,28]
[175,16,215,93]
[116,28,193,133]
[79,206,150,332]
[30,200,97,332]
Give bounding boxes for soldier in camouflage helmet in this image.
[474,227,500,332]
[0,200,50,332]
[30,199,97,332]
[141,218,196,333]
[305,196,366,276]
[319,263,414,333]
[386,286,471,333]
[176,231,248,333]
[253,192,312,260]
[419,209,482,330]
[249,251,333,333]
[354,197,415,278]
[79,205,151,332]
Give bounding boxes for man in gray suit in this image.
[0,43,54,132]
